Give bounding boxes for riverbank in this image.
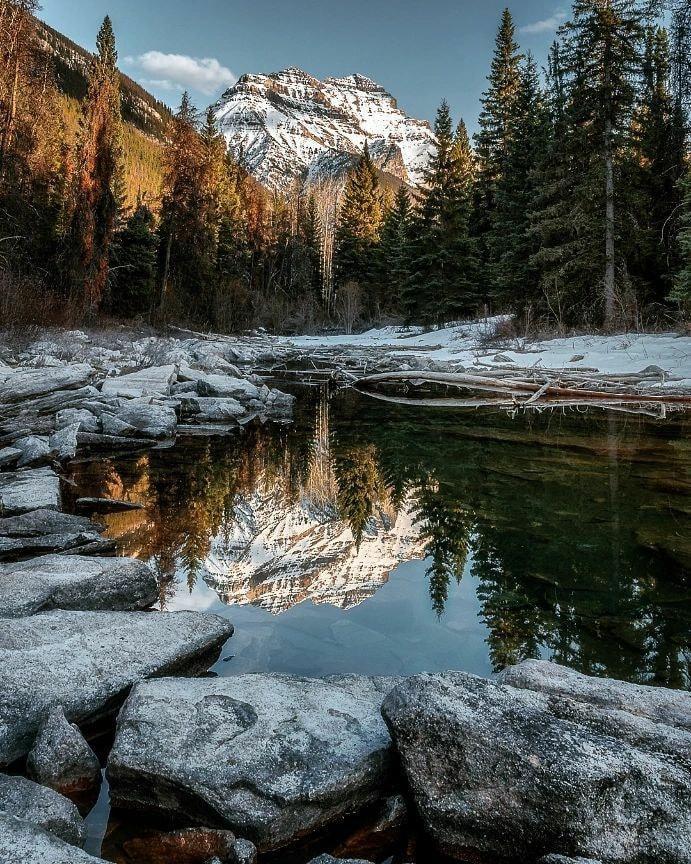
[0,323,689,864]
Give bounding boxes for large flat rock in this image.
[0,610,233,766]
[101,365,176,399]
[382,668,691,864]
[0,467,61,515]
[0,814,102,863]
[0,773,85,847]
[0,364,93,405]
[108,674,400,851]
[0,554,157,617]
[0,510,105,561]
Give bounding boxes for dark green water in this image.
[67,385,691,862]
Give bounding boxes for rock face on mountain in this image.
[214,68,436,190]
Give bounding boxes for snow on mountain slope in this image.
[214,67,436,190]
[204,487,426,615]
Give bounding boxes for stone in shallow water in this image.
[0,467,60,515]
[0,554,158,618]
[0,814,102,863]
[122,828,256,864]
[382,668,691,864]
[107,674,401,852]
[27,706,101,797]
[0,609,233,766]
[101,365,177,399]
[0,773,85,847]
[0,509,105,561]
[49,423,81,461]
[114,403,177,439]
[195,373,261,402]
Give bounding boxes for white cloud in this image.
[126,51,236,96]
[520,9,567,35]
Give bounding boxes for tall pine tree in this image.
[473,8,523,305]
[406,102,478,327]
[378,186,413,317]
[333,144,384,317]
[671,169,691,312]
[66,16,122,315]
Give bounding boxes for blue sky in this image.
[39,0,568,132]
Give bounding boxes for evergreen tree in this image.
[156,92,208,320]
[473,8,524,303]
[405,102,478,327]
[66,16,123,315]
[531,2,658,328]
[490,54,549,318]
[378,186,413,316]
[631,27,687,304]
[292,193,323,310]
[333,144,384,317]
[671,169,691,311]
[109,202,157,317]
[560,0,654,327]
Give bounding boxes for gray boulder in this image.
[181,396,246,422]
[108,674,400,851]
[101,365,176,399]
[0,447,21,468]
[231,838,258,864]
[382,670,691,864]
[0,814,102,863]
[114,403,177,439]
[499,658,691,732]
[55,409,99,434]
[0,510,105,561]
[0,773,85,847]
[48,424,81,461]
[100,413,138,438]
[27,706,101,797]
[0,467,60,515]
[0,364,93,405]
[0,554,158,617]
[195,374,261,402]
[14,435,51,467]
[0,609,233,765]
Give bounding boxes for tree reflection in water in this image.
[68,384,691,689]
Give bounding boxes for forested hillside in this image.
[0,0,689,334]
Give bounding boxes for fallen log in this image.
[355,370,691,405]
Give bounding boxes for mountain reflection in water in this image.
[67,385,691,689]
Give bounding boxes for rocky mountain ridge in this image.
[214,67,437,190]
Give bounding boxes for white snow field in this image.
[285,319,691,390]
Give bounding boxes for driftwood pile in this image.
[353,367,691,417]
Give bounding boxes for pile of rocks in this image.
[0,358,294,466]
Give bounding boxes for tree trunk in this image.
[604,118,616,328]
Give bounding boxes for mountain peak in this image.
[215,68,435,191]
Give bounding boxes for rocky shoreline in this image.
[0,328,689,864]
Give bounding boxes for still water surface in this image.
[68,384,690,860]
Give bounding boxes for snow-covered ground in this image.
[285,319,691,391]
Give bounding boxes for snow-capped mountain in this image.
[214,68,436,190]
[204,488,426,615]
